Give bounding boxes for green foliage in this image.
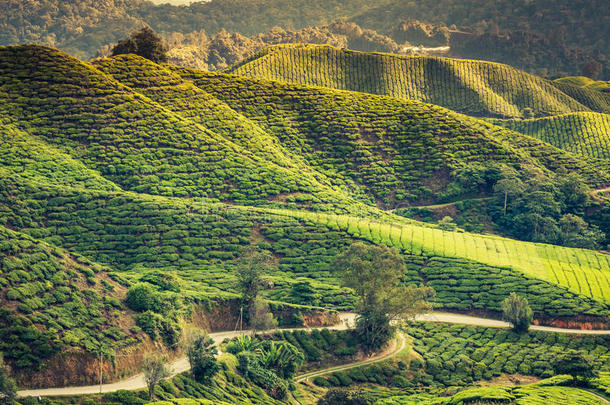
[112,27,168,63]
[0,44,609,386]
[248,298,277,332]
[140,272,180,293]
[142,355,171,400]
[317,388,372,405]
[405,322,609,387]
[552,351,597,383]
[136,312,181,348]
[235,249,274,307]
[290,281,321,306]
[225,335,260,355]
[501,293,533,333]
[488,171,604,248]
[229,44,609,118]
[126,284,161,312]
[0,353,17,403]
[333,242,434,351]
[236,351,288,399]
[255,340,304,379]
[490,112,610,159]
[0,226,136,372]
[185,332,219,383]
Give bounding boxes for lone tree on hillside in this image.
[183,331,219,383]
[333,242,434,352]
[0,353,17,403]
[112,27,168,63]
[501,292,533,333]
[235,248,276,329]
[142,354,171,399]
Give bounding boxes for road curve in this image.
[295,331,407,383]
[17,314,356,398]
[17,312,609,398]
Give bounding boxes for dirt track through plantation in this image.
[17,312,610,398]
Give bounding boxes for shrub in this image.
[236,351,288,399]
[334,371,353,386]
[390,375,411,388]
[125,284,160,312]
[135,311,180,347]
[553,351,596,384]
[313,376,331,387]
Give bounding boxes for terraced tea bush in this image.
[228,44,609,118]
[490,112,610,159]
[406,322,609,386]
[0,225,139,376]
[179,65,610,207]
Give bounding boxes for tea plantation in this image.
[490,112,610,160]
[228,44,610,118]
[0,225,140,385]
[1,43,610,403]
[173,66,610,206]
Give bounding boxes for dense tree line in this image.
[1,0,606,78]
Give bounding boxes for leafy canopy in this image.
[183,331,219,383]
[112,27,168,63]
[333,242,434,351]
[142,354,171,399]
[502,292,533,333]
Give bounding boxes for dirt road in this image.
[17,312,609,398]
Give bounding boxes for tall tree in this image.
[501,292,533,333]
[248,297,277,333]
[235,248,274,319]
[143,354,171,399]
[183,331,219,383]
[112,27,168,63]
[493,168,524,215]
[333,242,434,352]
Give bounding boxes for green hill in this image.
[228,44,610,118]
[0,223,140,387]
[1,45,610,386]
[0,45,378,215]
[175,67,609,208]
[4,45,608,213]
[555,76,610,93]
[489,112,610,159]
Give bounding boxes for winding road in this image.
[295,331,407,384]
[17,312,610,398]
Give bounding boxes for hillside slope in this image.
[489,112,610,160]
[2,45,610,386]
[228,44,610,118]
[0,224,141,387]
[175,67,610,205]
[4,45,608,212]
[0,45,377,214]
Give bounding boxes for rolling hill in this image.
[228,44,610,118]
[1,44,610,387]
[0,224,141,387]
[489,112,610,160]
